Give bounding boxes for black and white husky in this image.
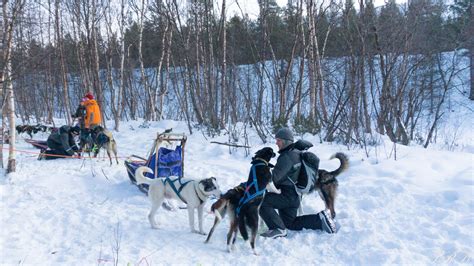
[205,147,280,255]
[135,166,221,234]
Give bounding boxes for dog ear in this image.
[264,147,276,159]
[271,151,276,158]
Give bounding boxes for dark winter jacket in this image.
[272,144,301,189]
[47,125,79,156]
[72,105,86,119]
[72,105,86,128]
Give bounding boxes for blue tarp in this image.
[126,146,183,182]
[153,146,183,178]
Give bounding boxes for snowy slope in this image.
[1,115,472,265]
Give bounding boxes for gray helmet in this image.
[275,127,294,142]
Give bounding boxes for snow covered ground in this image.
[1,100,473,265]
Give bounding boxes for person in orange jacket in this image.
[82,92,102,129]
[76,92,102,152]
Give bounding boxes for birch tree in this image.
[1,0,25,173]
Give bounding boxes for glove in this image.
[72,144,79,152]
[266,182,281,194]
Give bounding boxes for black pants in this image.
[259,186,325,231]
[45,139,70,160]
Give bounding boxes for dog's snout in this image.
[202,178,220,194]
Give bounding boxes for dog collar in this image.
[254,158,269,166]
[194,181,207,205]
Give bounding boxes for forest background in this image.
[0,0,472,173]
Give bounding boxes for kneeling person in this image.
[42,125,81,160]
[259,127,337,238]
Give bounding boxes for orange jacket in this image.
[81,99,102,128]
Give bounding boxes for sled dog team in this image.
[135,128,349,255]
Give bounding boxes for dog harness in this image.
[162,177,192,204]
[194,181,207,205]
[236,162,266,216]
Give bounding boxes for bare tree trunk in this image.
[202,0,218,129]
[91,1,105,126]
[170,0,203,125]
[114,0,127,130]
[154,19,172,121]
[295,0,305,120]
[314,31,328,124]
[359,0,371,134]
[188,2,204,124]
[103,1,117,130]
[170,55,193,134]
[135,0,154,121]
[159,27,173,121]
[103,0,118,130]
[55,0,71,124]
[307,0,316,121]
[470,49,473,100]
[347,56,359,143]
[468,3,473,100]
[219,0,227,128]
[307,1,332,124]
[2,0,25,173]
[67,0,91,96]
[258,1,268,124]
[0,72,3,169]
[5,59,15,173]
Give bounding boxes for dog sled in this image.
[25,139,48,151]
[125,130,187,194]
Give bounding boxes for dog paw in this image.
[275,189,281,194]
[192,229,206,235]
[253,249,259,256]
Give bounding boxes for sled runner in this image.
[125,130,187,194]
[25,139,49,151]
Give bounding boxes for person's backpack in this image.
[293,140,320,194]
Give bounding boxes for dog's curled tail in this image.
[211,198,228,221]
[329,152,349,176]
[134,166,157,185]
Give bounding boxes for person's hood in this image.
[82,99,97,105]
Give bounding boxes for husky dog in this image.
[92,126,119,165]
[309,152,348,219]
[16,125,41,139]
[135,166,220,234]
[80,125,118,165]
[205,147,280,255]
